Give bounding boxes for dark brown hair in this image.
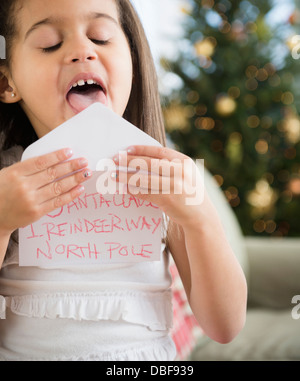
[0,0,167,149]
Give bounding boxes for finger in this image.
[21,148,74,176]
[32,157,89,189]
[124,145,188,161]
[36,168,92,204]
[39,184,86,217]
[113,170,175,194]
[115,154,183,177]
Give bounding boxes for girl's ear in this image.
[0,69,20,103]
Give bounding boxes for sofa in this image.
[172,165,300,361]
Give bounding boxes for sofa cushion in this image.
[245,237,300,309]
[189,308,300,360]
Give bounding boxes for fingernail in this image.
[111,172,118,179]
[77,185,85,194]
[83,170,92,178]
[65,148,73,158]
[127,147,135,154]
[79,158,88,167]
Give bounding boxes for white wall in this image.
[130,0,184,63]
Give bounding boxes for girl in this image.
[0,0,247,361]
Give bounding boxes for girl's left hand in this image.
[112,145,205,228]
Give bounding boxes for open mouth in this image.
[66,78,108,114]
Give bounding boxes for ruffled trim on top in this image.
[0,291,173,331]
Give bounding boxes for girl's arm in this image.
[168,202,247,344]
[0,231,10,268]
[113,145,247,344]
[0,148,91,269]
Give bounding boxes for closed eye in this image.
[91,39,109,46]
[42,42,62,53]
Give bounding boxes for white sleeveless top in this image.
[0,146,176,361]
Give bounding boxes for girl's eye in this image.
[42,43,62,53]
[91,39,109,46]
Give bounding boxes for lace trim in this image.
[0,336,176,361]
[0,291,173,331]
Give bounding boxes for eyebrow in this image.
[24,12,118,40]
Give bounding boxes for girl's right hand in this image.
[0,148,91,235]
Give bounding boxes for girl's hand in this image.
[0,148,91,235]
[112,145,205,228]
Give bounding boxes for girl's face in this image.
[6,0,133,138]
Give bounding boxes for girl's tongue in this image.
[67,84,107,114]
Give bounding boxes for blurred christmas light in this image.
[289,177,300,195]
[246,78,258,91]
[264,62,276,76]
[256,68,269,82]
[247,115,260,128]
[224,186,240,208]
[215,94,237,116]
[219,21,231,34]
[195,104,208,116]
[282,113,300,144]
[289,9,300,25]
[195,117,215,130]
[255,139,269,155]
[268,74,281,87]
[226,137,243,164]
[281,91,294,105]
[246,65,258,78]
[286,34,300,56]
[213,174,224,187]
[186,90,200,104]
[163,103,190,132]
[247,179,278,216]
[228,86,241,99]
[266,220,277,234]
[180,2,192,16]
[253,219,266,233]
[201,0,214,9]
[194,37,217,57]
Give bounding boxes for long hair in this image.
[0,0,167,150]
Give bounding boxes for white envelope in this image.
[19,103,163,267]
[22,102,161,168]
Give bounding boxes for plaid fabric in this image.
[170,263,203,360]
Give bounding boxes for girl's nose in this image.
[71,51,97,63]
[65,38,97,64]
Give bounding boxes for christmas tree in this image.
[162,0,300,237]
